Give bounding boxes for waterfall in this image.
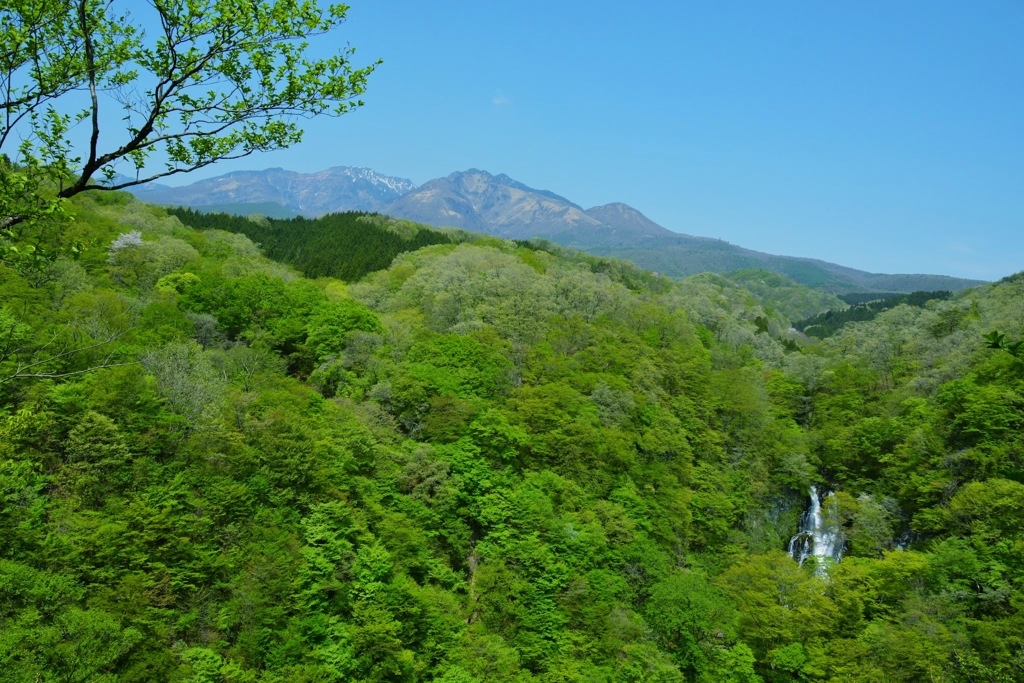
[788,485,843,570]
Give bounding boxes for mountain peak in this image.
[385,170,601,237]
[451,168,492,178]
[588,201,636,213]
[584,203,675,238]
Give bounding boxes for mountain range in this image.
[126,166,986,294]
[131,166,415,216]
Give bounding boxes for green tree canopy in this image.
[0,0,378,230]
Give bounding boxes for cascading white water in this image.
[788,485,843,570]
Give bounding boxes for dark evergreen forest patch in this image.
[169,207,453,281]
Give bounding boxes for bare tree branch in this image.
[0,303,139,384]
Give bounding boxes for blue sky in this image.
[185,1,1023,280]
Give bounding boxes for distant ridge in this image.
[382,170,985,293]
[129,166,415,215]
[128,165,988,294]
[588,237,985,294]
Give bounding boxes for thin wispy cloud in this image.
[491,89,512,106]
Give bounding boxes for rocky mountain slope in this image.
[380,171,681,245]
[131,166,415,215]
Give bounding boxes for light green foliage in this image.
[0,307,32,362]
[718,551,838,656]
[60,410,133,505]
[433,665,483,683]
[0,287,137,384]
[0,559,143,681]
[645,569,735,676]
[945,479,1024,539]
[0,160,73,265]
[201,229,264,261]
[211,342,287,393]
[832,492,896,558]
[727,268,846,322]
[703,642,762,683]
[306,299,385,361]
[155,271,200,295]
[100,202,192,239]
[405,334,513,399]
[43,257,91,304]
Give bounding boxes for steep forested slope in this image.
[0,192,1021,682]
[722,270,846,323]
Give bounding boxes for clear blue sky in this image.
[187,1,1023,280]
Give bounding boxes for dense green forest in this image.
[1,192,1022,682]
[166,209,454,282]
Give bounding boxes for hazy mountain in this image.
[588,237,986,294]
[126,164,986,293]
[127,166,415,215]
[384,169,609,239]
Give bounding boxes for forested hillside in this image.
[166,208,454,281]
[794,291,954,339]
[1,192,1022,682]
